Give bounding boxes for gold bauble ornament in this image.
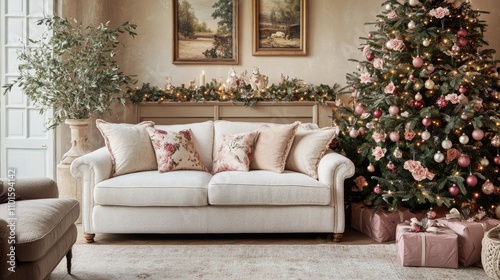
[492,135,500,147]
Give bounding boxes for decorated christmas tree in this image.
[335,0,500,216]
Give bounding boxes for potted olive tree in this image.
[4,16,137,164]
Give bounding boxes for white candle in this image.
[200,71,205,86]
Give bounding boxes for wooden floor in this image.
[75,224,389,245]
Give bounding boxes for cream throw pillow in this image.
[285,127,339,179]
[212,131,258,174]
[96,120,157,176]
[250,122,299,173]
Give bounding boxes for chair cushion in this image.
[0,198,79,262]
[94,170,212,206]
[208,170,331,205]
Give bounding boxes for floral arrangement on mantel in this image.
[127,76,341,107]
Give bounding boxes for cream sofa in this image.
[70,120,354,242]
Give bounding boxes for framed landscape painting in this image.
[252,0,307,56]
[173,0,238,64]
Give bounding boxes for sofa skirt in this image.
[91,205,339,234]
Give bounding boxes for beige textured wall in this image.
[56,0,500,161]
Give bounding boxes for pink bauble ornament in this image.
[494,155,500,165]
[354,104,365,115]
[368,32,373,39]
[413,100,425,110]
[366,53,375,61]
[496,206,500,220]
[412,56,424,68]
[457,28,468,38]
[461,113,468,120]
[459,85,467,94]
[434,151,445,163]
[427,64,435,73]
[458,154,471,168]
[367,163,375,173]
[389,105,400,116]
[436,96,448,108]
[466,174,478,187]
[373,184,383,195]
[482,180,495,195]
[414,92,422,101]
[358,127,366,135]
[422,116,432,127]
[390,131,400,142]
[458,37,468,47]
[349,127,359,138]
[449,184,460,197]
[409,74,415,80]
[472,129,485,141]
[373,108,383,118]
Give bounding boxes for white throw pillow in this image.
[285,127,339,179]
[96,120,157,176]
[212,131,258,174]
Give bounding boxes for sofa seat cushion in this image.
[208,170,331,205]
[94,170,212,206]
[0,198,79,262]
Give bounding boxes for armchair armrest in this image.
[0,177,58,201]
[317,150,355,234]
[0,219,14,279]
[70,147,112,234]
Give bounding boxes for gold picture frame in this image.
[173,0,238,64]
[252,0,307,56]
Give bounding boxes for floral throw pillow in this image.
[146,128,207,172]
[212,131,258,174]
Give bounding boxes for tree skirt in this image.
[50,244,486,279]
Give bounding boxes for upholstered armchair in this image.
[0,177,79,280]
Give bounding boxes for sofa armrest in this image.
[0,177,58,201]
[317,150,355,234]
[70,147,112,234]
[0,219,14,279]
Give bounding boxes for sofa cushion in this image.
[250,122,299,173]
[212,131,258,174]
[0,198,79,262]
[286,127,339,179]
[156,121,214,172]
[96,120,157,176]
[94,170,212,206]
[147,128,207,172]
[208,170,331,205]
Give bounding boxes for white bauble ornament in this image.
[451,44,460,52]
[422,38,430,47]
[459,134,469,145]
[409,0,420,7]
[434,151,445,163]
[390,131,400,142]
[424,79,435,89]
[480,157,490,167]
[441,138,453,149]
[367,163,375,173]
[385,4,392,10]
[386,40,393,49]
[421,130,431,141]
[349,127,359,138]
[414,92,422,101]
[408,20,416,30]
[389,105,400,116]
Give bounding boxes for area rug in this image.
[50,244,487,280]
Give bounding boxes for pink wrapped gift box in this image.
[351,203,416,242]
[439,218,500,267]
[396,223,458,268]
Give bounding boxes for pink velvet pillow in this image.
[212,131,258,174]
[147,128,207,172]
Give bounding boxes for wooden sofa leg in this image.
[333,233,343,242]
[84,233,95,243]
[66,249,72,274]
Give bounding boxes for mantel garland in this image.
[128,79,341,107]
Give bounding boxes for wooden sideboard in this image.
[135,101,335,127]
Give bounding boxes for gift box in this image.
[351,203,416,242]
[396,223,458,268]
[439,218,500,267]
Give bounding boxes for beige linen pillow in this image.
[146,128,207,172]
[96,119,157,176]
[250,122,299,173]
[285,127,339,179]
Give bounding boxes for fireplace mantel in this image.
[135,101,334,127]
